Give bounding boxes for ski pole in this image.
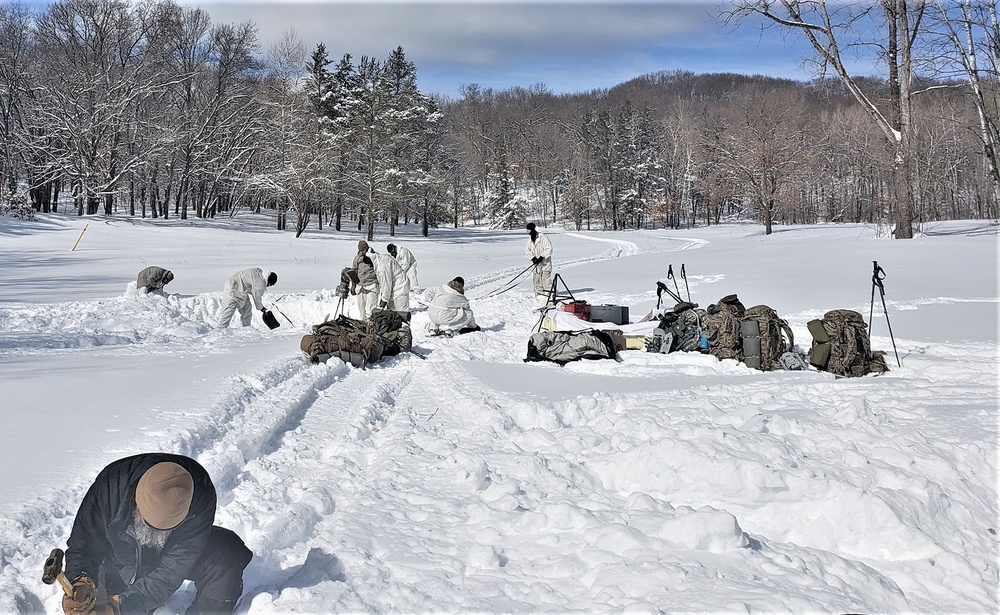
[869,261,901,367]
[71,223,89,252]
[681,264,691,302]
[667,265,681,301]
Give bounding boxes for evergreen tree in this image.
[489,147,525,229]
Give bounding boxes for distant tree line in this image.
[0,0,996,239]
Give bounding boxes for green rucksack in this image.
[808,309,889,377]
[740,305,796,371]
[703,294,746,361]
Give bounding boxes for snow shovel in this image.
[262,309,280,330]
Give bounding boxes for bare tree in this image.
[246,29,314,234]
[170,18,261,220]
[705,85,814,234]
[727,1,923,238]
[29,0,181,216]
[927,1,1000,214]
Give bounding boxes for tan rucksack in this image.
[302,318,385,367]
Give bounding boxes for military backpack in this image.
[740,305,797,371]
[646,301,707,354]
[703,294,746,361]
[808,309,889,377]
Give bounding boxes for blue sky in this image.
[187,1,883,97]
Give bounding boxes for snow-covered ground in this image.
[0,214,996,614]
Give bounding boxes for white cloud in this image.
[188,2,722,93]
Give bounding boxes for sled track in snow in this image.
[222,358,422,604]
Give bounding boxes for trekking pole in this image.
[667,265,681,301]
[869,261,901,367]
[680,264,691,302]
[655,281,682,305]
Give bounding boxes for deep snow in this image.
[0,214,996,614]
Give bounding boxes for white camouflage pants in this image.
[532,258,553,295]
[218,296,252,328]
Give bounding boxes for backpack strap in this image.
[778,318,794,352]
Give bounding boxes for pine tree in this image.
[488,147,525,229]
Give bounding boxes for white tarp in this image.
[543,305,659,336]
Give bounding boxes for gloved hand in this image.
[93,595,121,615]
[379,300,388,309]
[61,575,97,615]
[531,257,542,265]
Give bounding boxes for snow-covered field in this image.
[0,214,996,613]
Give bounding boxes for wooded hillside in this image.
[1,0,996,239]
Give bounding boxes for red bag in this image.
[561,301,591,320]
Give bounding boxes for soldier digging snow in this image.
[217,267,276,328]
[136,266,174,296]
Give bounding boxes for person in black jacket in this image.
[63,453,252,615]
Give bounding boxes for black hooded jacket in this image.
[65,453,217,614]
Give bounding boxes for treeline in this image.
[450,70,999,234]
[0,0,997,238]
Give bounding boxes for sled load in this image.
[300,310,413,367]
[524,329,622,365]
[528,274,644,364]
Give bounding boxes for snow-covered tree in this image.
[0,4,32,204]
[28,0,182,216]
[488,146,525,229]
